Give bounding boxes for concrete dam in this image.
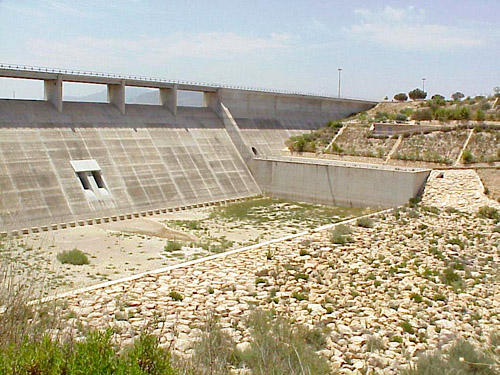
[0,66,429,235]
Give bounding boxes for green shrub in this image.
[411,109,433,121]
[410,293,423,303]
[433,293,446,301]
[189,314,237,375]
[292,291,308,301]
[461,149,474,164]
[330,224,353,244]
[409,88,427,100]
[401,321,415,334]
[402,339,498,375]
[56,248,89,265]
[0,330,177,375]
[357,217,374,228]
[169,291,184,301]
[394,93,408,102]
[237,309,330,375]
[165,241,183,252]
[477,206,500,221]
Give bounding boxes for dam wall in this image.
[0,100,260,231]
[252,156,431,208]
[219,89,377,156]
[0,66,380,233]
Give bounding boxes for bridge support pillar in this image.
[107,81,125,114]
[203,90,221,114]
[160,85,177,115]
[44,75,63,113]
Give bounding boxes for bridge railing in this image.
[0,63,377,102]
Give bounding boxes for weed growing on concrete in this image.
[56,248,89,265]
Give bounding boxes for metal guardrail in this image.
[0,63,378,102]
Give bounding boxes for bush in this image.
[169,291,184,301]
[402,339,498,375]
[475,109,486,121]
[395,113,408,122]
[394,93,408,101]
[461,149,474,164]
[56,248,89,265]
[189,314,237,375]
[165,240,183,252]
[409,88,427,100]
[330,224,353,244]
[431,94,446,105]
[411,109,433,121]
[453,105,471,120]
[237,309,330,375]
[451,91,465,101]
[356,217,374,228]
[477,206,500,221]
[0,330,177,375]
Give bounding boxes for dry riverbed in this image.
[0,198,372,294]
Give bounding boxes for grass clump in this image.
[401,321,415,334]
[237,309,330,375]
[330,224,353,244]
[356,217,374,228]
[402,338,499,375]
[56,248,89,265]
[165,241,183,252]
[477,206,500,222]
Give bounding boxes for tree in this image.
[408,88,427,100]
[451,92,465,101]
[393,93,408,102]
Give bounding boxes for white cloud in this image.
[347,6,485,50]
[25,32,292,68]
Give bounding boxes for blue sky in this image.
[0,0,499,100]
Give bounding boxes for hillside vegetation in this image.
[286,93,500,165]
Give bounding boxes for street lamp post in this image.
[337,68,342,98]
[422,78,426,92]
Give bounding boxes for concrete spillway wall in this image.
[0,100,260,231]
[252,156,431,208]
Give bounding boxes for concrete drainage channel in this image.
[40,206,394,304]
[1,195,259,238]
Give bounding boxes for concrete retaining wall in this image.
[252,156,431,208]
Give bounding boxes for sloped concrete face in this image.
[0,100,260,231]
[220,89,376,156]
